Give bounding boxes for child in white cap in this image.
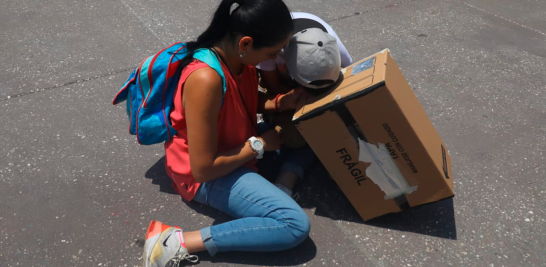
[256,12,353,198]
[258,12,353,87]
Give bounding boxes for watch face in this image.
[252,140,264,151]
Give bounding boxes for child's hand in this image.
[279,87,307,111]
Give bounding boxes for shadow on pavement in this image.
[195,238,317,266]
[299,161,458,240]
[144,156,178,195]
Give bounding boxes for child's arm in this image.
[259,68,293,95]
[257,87,306,114]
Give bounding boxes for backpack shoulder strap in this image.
[193,48,227,105]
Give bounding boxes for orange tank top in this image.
[164,59,258,201]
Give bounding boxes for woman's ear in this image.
[239,36,254,52]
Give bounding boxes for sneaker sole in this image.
[142,221,175,267]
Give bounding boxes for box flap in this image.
[293,49,391,122]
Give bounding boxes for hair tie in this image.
[230,1,241,15]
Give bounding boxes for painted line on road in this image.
[458,0,546,37]
[120,0,166,45]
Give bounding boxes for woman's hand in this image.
[259,129,282,151]
[279,87,307,111]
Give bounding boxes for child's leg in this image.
[274,145,317,195]
[269,110,317,195]
[191,167,310,256]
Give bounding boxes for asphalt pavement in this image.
[1,0,545,266]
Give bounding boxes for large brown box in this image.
[293,49,454,221]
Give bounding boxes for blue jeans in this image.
[193,167,311,256]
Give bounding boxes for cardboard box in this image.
[293,49,454,221]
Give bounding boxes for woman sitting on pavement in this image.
[141,0,310,266]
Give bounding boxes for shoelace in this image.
[169,252,199,266]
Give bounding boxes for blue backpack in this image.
[112,43,226,145]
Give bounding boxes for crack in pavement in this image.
[327,0,418,23]
[1,0,166,103]
[0,67,134,102]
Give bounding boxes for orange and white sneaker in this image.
[142,220,198,267]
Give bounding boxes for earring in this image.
[239,51,246,58]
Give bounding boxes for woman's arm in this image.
[184,67,258,183]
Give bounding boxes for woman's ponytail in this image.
[180,0,293,70]
[179,0,238,69]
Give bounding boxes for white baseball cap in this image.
[285,28,342,90]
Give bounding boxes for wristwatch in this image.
[247,136,264,159]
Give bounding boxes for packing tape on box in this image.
[358,138,418,200]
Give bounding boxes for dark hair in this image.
[180,0,293,69]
